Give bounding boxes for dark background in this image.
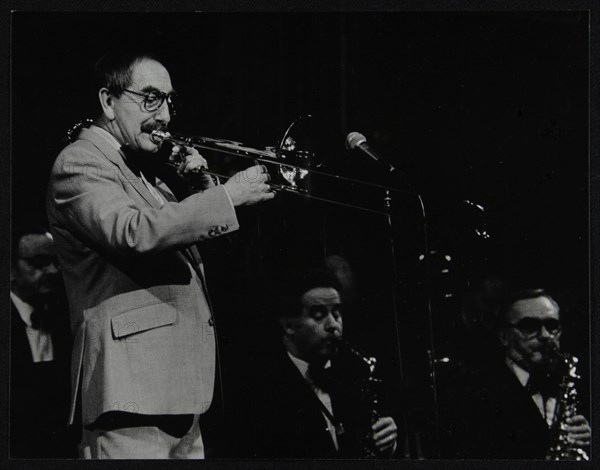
[12,12,589,283]
[11,11,590,459]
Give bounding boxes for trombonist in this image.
[46,49,274,459]
[238,269,398,458]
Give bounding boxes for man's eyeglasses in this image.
[120,88,178,115]
[19,255,60,270]
[506,317,561,339]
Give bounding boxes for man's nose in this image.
[155,100,171,124]
[44,261,60,274]
[538,325,553,339]
[324,313,342,332]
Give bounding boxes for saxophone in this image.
[336,338,382,458]
[546,346,590,461]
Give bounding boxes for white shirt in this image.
[287,352,339,451]
[10,292,54,363]
[506,358,557,427]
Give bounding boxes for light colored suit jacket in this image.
[46,127,239,426]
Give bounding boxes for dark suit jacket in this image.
[236,347,385,459]
[447,358,552,459]
[10,301,76,458]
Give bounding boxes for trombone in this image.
[66,117,411,216]
[149,129,311,195]
[149,128,411,217]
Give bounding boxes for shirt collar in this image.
[287,351,331,384]
[506,356,530,387]
[10,291,34,327]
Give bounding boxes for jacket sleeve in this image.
[47,144,239,256]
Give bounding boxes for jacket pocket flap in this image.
[111,303,177,339]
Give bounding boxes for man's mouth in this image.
[141,124,167,135]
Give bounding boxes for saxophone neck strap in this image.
[313,393,345,437]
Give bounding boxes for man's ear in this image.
[279,316,295,336]
[98,88,116,120]
[498,328,509,347]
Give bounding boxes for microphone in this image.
[345,132,395,173]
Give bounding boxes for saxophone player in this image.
[449,288,590,459]
[236,269,399,458]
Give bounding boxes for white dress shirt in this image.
[10,292,54,363]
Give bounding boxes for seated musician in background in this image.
[10,225,76,458]
[449,288,590,459]
[241,269,399,458]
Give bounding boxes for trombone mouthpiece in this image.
[150,130,171,145]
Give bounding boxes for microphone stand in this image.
[382,187,412,459]
[380,166,440,459]
[305,157,437,458]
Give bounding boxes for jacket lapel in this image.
[283,354,339,455]
[502,365,552,432]
[77,128,162,209]
[77,129,207,284]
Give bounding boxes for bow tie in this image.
[308,363,336,392]
[30,306,53,330]
[121,146,160,185]
[526,371,559,398]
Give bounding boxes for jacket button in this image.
[208,229,217,237]
[220,224,228,232]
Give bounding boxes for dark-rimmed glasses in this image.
[120,88,178,115]
[506,317,561,339]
